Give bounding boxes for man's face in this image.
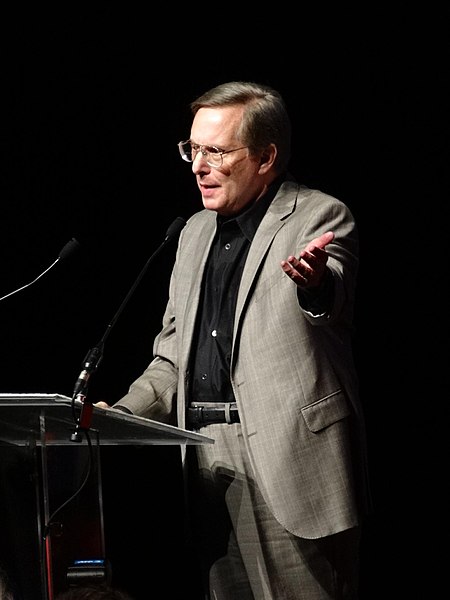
[189,105,265,217]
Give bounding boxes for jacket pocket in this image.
[301,391,350,433]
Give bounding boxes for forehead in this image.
[191,105,244,145]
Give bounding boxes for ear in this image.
[258,143,277,174]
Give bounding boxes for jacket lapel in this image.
[234,180,299,322]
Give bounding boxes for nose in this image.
[192,150,210,173]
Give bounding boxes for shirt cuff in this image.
[297,267,334,315]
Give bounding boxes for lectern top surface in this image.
[0,392,72,403]
[0,393,214,447]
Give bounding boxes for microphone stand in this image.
[0,238,79,302]
[70,217,186,442]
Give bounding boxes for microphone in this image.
[164,216,186,241]
[71,216,186,441]
[0,238,80,302]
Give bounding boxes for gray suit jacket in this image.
[116,179,371,539]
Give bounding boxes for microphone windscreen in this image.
[165,217,186,241]
[58,238,80,261]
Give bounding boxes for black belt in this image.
[187,402,240,427]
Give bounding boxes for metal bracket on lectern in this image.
[70,394,94,442]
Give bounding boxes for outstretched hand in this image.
[280,231,335,289]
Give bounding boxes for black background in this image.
[1,7,448,599]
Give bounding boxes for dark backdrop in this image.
[1,7,448,599]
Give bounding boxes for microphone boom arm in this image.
[70,217,186,441]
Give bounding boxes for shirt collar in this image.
[217,174,286,241]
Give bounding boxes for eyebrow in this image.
[190,141,225,152]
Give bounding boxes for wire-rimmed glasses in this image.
[178,140,248,169]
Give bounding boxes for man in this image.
[97,81,371,599]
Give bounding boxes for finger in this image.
[280,259,311,285]
[299,240,332,270]
[94,401,111,409]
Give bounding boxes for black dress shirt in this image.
[189,179,281,404]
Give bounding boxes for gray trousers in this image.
[187,423,361,600]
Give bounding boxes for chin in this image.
[202,198,221,211]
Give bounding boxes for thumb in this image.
[306,231,335,252]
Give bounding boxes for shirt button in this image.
[211,329,217,337]
[201,373,208,380]
[224,243,231,250]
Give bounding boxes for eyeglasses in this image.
[178,140,248,169]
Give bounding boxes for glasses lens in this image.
[178,142,223,168]
[179,141,192,162]
[205,147,222,168]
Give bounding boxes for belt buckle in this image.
[191,406,202,426]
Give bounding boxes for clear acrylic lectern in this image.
[0,393,213,599]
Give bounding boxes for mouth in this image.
[199,180,216,189]
[199,181,218,193]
